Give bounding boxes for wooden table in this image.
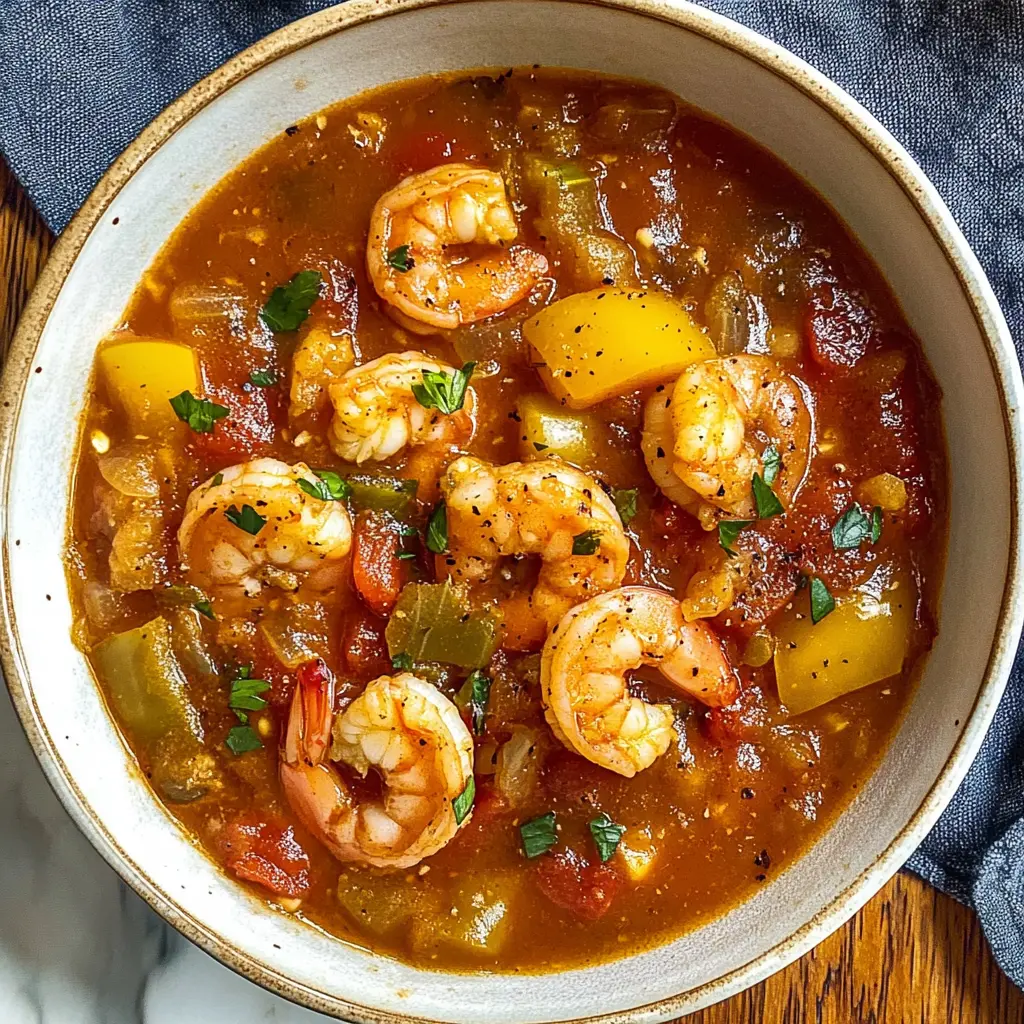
[2,156,1021,1024]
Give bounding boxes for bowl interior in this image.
[3,2,1018,1021]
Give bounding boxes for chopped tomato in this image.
[187,380,282,465]
[352,511,408,616]
[534,849,622,921]
[216,813,311,897]
[805,282,876,373]
[341,606,392,680]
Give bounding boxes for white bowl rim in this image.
[1,0,1022,1020]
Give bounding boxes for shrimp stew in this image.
[67,69,947,972]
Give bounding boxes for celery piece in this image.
[345,474,418,516]
[386,581,498,669]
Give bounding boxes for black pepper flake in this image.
[285,124,300,136]
[741,787,754,800]
[754,849,771,868]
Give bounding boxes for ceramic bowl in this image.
[2,1,1022,1020]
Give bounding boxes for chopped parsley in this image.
[168,390,228,434]
[718,519,753,558]
[831,504,874,550]
[225,667,271,756]
[412,362,475,415]
[453,775,476,825]
[224,503,266,536]
[588,812,626,862]
[571,529,602,556]
[211,472,224,487]
[392,652,414,672]
[457,669,491,735]
[809,576,836,624]
[248,369,278,387]
[520,811,558,858]
[311,468,353,501]
[260,269,322,333]
[228,667,271,714]
[761,445,782,486]
[426,501,448,554]
[751,472,784,519]
[193,599,215,620]
[387,244,415,272]
[871,505,883,544]
[225,724,263,755]
[612,488,638,527]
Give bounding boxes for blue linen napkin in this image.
[1,0,1023,985]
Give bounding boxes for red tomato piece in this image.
[341,606,392,680]
[217,813,311,897]
[187,381,282,464]
[534,849,622,921]
[352,511,407,616]
[805,283,876,373]
[701,678,769,748]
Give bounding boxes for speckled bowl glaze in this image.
[2,1,1022,1020]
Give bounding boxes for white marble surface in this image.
[0,690,328,1024]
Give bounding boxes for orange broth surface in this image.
[67,69,947,972]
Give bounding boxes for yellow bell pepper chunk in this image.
[98,336,199,435]
[773,568,915,715]
[516,392,609,467]
[524,288,715,408]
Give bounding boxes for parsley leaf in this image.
[588,812,626,863]
[718,519,753,558]
[520,811,558,858]
[453,775,475,825]
[426,501,448,554]
[309,468,353,501]
[260,269,322,333]
[457,669,491,735]
[169,390,228,434]
[249,369,278,387]
[809,576,836,624]
[193,599,215,620]
[871,506,883,544]
[831,504,872,550]
[387,244,415,272]
[411,362,475,414]
[612,488,638,527]
[392,652,414,672]
[225,724,263,755]
[762,445,782,487]
[224,503,266,535]
[752,473,784,519]
[229,668,271,714]
[211,472,224,487]
[572,529,602,555]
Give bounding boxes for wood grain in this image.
[2,153,1022,1023]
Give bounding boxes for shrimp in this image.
[367,163,548,332]
[178,458,352,595]
[541,587,738,777]
[328,351,476,463]
[280,661,474,869]
[440,456,629,630]
[642,355,812,529]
